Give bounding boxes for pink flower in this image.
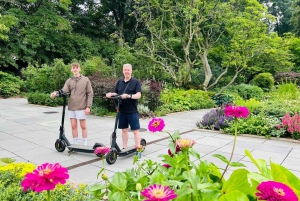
[21,163,69,192]
[168,145,181,157]
[141,184,177,201]
[148,118,165,132]
[162,164,171,169]
[256,181,298,201]
[276,124,281,130]
[224,106,250,119]
[176,138,195,150]
[94,146,110,157]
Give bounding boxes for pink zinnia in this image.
[162,164,171,169]
[148,118,165,132]
[224,106,250,119]
[256,181,298,201]
[94,146,110,157]
[21,163,69,192]
[176,138,195,150]
[141,184,177,201]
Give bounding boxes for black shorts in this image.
[118,112,140,130]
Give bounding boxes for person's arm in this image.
[86,79,93,109]
[126,92,141,99]
[50,79,70,98]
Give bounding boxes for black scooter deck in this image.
[118,146,137,156]
[67,145,94,153]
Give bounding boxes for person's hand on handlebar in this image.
[106,92,118,98]
[50,91,57,98]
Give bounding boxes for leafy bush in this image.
[140,80,163,112]
[81,56,111,77]
[27,92,65,107]
[158,88,215,113]
[138,104,155,118]
[0,162,88,201]
[21,59,71,93]
[223,113,272,137]
[276,81,300,100]
[0,71,23,98]
[225,84,264,100]
[234,98,264,114]
[210,93,234,106]
[250,72,274,91]
[196,107,234,130]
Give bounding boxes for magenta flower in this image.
[256,181,298,201]
[162,164,171,169]
[276,124,281,130]
[21,163,69,193]
[148,118,165,132]
[224,106,250,119]
[141,184,177,201]
[94,146,110,157]
[168,145,181,157]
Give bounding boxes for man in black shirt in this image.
[106,64,142,148]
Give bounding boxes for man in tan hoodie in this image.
[50,62,93,146]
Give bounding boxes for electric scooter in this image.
[105,95,146,165]
[54,90,104,154]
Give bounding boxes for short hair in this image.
[123,63,132,69]
[71,62,80,68]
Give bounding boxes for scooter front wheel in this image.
[106,149,118,165]
[55,139,66,152]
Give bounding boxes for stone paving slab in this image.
[1,98,300,186]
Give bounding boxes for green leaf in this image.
[182,171,199,197]
[245,149,273,180]
[110,191,127,201]
[189,148,201,160]
[222,169,255,196]
[218,190,249,201]
[110,172,127,190]
[88,184,106,192]
[213,154,229,164]
[230,162,246,167]
[247,172,268,184]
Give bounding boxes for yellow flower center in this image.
[39,166,51,176]
[152,188,165,198]
[152,121,160,128]
[273,187,285,196]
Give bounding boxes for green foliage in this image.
[0,162,88,201]
[27,92,64,107]
[21,59,71,93]
[250,73,275,91]
[158,89,215,113]
[0,71,23,98]
[225,84,264,100]
[223,114,272,137]
[276,81,300,100]
[81,56,111,77]
[211,93,234,107]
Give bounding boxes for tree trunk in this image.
[200,51,212,90]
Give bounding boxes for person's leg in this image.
[70,118,78,144]
[129,113,141,146]
[122,128,129,149]
[80,119,88,145]
[118,112,129,148]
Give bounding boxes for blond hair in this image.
[71,62,80,68]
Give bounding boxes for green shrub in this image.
[21,59,71,93]
[0,71,23,98]
[81,56,111,77]
[158,88,215,113]
[210,93,234,106]
[27,92,65,107]
[225,84,264,100]
[234,98,264,114]
[250,73,274,91]
[276,81,300,100]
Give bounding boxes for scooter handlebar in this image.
[55,90,70,97]
[110,94,122,99]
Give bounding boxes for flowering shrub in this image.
[282,112,300,140]
[196,107,234,130]
[88,113,300,200]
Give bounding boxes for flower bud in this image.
[101,173,108,180]
[136,183,142,191]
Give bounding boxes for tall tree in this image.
[133,0,231,88]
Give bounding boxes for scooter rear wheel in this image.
[55,139,66,152]
[140,139,147,148]
[106,149,118,165]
